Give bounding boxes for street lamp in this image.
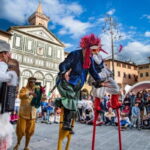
[102,15,122,79]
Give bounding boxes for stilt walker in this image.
[0,40,19,150]
[87,37,122,150]
[55,34,104,150]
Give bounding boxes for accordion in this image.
[0,82,17,113]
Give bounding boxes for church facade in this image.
[0,3,65,94]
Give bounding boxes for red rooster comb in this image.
[80,34,101,49]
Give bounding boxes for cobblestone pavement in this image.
[9,122,150,150]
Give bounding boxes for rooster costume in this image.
[55,34,104,150]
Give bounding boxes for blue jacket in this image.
[132,106,140,117]
[59,50,100,87]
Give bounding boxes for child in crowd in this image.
[46,99,54,123]
[131,102,141,129]
[104,107,115,125]
[85,107,94,124]
[41,97,48,123]
[49,113,55,124]
[10,111,18,124]
[120,113,131,130]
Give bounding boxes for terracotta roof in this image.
[137,63,150,66]
[105,58,137,66]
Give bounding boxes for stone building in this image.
[0,3,65,94]
[138,63,150,82]
[104,59,138,90]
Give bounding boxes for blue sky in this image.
[0,0,150,64]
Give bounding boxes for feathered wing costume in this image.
[0,62,18,150]
[0,113,14,149]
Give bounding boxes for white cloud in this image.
[0,0,91,38]
[142,14,150,20]
[49,25,56,30]
[97,17,105,23]
[129,26,137,30]
[58,29,68,35]
[106,9,116,15]
[64,43,74,49]
[60,16,92,38]
[121,41,150,64]
[145,31,150,37]
[66,3,83,15]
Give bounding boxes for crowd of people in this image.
[11,89,150,131]
[77,90,150,130]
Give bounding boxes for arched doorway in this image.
[21,70,33,87]
[45,74,54,95]
[34,71,44,85]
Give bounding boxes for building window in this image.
[123,73,126,78]
[134,75,138,82]
[118,71,120,77]
[134,66,137,70]
[15,36,21,47]
[37,47,44,55]
[37,42,44,56]
[122,64,126,68]
[117,63,121,67]
[27,40,32,50]
[48,46,52,56]
[128,74,131,79]
[128,65,131,69]
[140,73,143,77]
[146,72,149,77]
[57,49,61,58]
[145,65,149,69]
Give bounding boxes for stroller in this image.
[141,115,150,129]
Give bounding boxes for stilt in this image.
[116,109,122,150]
[91,97,101,150]
[57,108,75,150]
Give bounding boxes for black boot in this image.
[62,108,73,131]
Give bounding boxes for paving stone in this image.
[9,123,150,150]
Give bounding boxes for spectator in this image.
[120,113,131,130]
[41,96,48,123]
[14,95,20,114]
[129,91,136,107]
[131,102,141,129]
[10,111,18,124]
[99,99,106,122]
[135,92,144,121]
[145,96,150,114]
[49,113,55,124]
[104,108,115,125]
[46,99,54,123]
[122,105,131,117]
[123,94,131,107]
[85,107,94,123]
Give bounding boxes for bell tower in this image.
[28,2,50,28]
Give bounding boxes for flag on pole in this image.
[119,45,123,52]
